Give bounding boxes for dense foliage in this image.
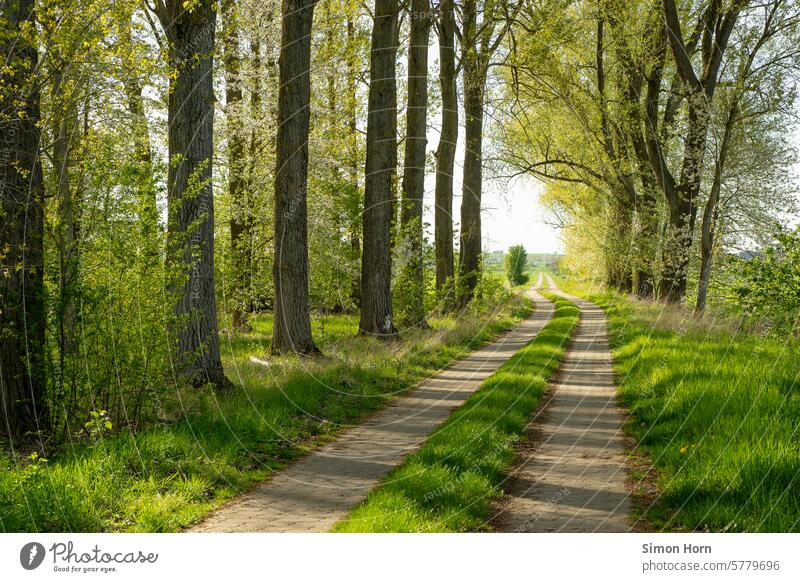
[736,228,800,333]
[495,0,800,314]
[504,244,530,286]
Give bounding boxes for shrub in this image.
[504,244,529,286]
[735,227,800,333]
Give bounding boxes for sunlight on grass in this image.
[332,294,579,532]
[0,298,532,532]
[589,292,800,532]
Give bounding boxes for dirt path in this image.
[492,276,632,532]
[192,290,555,532]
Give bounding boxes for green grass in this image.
[332,294,579,532]
[483,268,538,293]
[585,291,800,532]
[0,297,533,532]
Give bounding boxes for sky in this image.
[419,106,800,258]
[418,41,563,257]
[420,110,564,256]
[417,39,800,258]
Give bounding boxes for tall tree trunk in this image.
[695,184,719,314]
[660,0,741,303]
[155,0,230,388]
[434,0,457,305]
[243,39,261,311]
[399,0,430,326]
[0,0,48,440]
[633,192,657,298]
[457,0,485,307]
[696,102,736,314]
[360,0,398,338]
[605,195,634,293]
[222,0,252,332]
[50,64,82,406]
[346,18,362,307]
[457,65,486,306]
[120,25,158,236]
[661,89,706,303]
[271,0,319,354]
[596,16,639,296]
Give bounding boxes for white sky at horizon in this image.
[420,43,565,256]
[417,38,800,258]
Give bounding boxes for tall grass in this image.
[591,293,800,532]
[333,295,579,532]
[0,297,531,532]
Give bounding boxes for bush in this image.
[504,244,529,286]
[736,228,800,333]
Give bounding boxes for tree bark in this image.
[222,0,252,332]
[0,0,48,440]
[399,0,431,326]
[243,39,261,310]
[457,0,486,307]
[271,0,319,354]
[661,89,706,303]
[50,62,82,405]
[155,0,230,388]
[434,0,457,304]
[660,0,743,303]
[346,18,362,307]
[619,53,657,299]
[120,24,158,235]
[696,101,737,314]
[695,175,719,314]
[605,194,634,293]
[360,0,398,337]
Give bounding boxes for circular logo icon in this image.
[20,542,46,570]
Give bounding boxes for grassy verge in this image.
[582,291,800,532]
[0,296,532,532]
[332,294,579,532]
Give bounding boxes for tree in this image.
[695,0,799,313]
[271,0,320,354]
[1,0,48,440]
[153,0,230,388]
[658,0,746,302]
[496,2,644,294]
[505,245,530,286]
[457,0,486,307]
[360,0,399,338]
[457,0,519,307]
[496,0,798,310]
[222,0,253,332]
[434,0,457,303]
[345,15,364,307]
[398,0,432,326]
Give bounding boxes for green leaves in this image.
[735,227,800,333]
[505,244,530,286]
[85,410,113,439]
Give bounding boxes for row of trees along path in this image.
[192,276,632,532]
[192,288,555,532]
[0,0,510,441]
